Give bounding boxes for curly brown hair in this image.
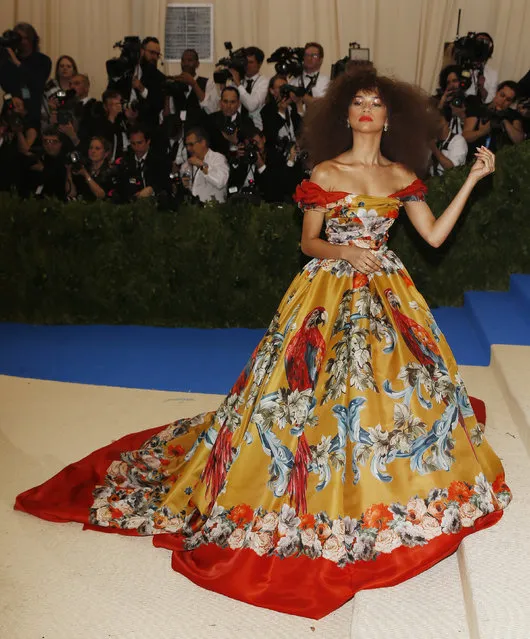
[300,67,431,176]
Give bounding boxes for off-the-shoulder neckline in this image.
[302,178,424,200]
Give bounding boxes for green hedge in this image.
[1,142,529,327]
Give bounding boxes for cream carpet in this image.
[1,345,529,639]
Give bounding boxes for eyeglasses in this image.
[145,49,162,57]
[304,53,320,59]
[43,139,61,145]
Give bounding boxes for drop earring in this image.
[383,121,389,132]
[346,120,351,129]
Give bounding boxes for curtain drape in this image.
[0,0,528,107]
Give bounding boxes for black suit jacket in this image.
[170,76,209,130]
[260,102,302,147]
[118,149,170,199]
[206,110,254,158]
[107,61,165,130]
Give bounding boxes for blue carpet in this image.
[1,275,529,394]
[0,324,264,394]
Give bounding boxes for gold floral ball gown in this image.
[15,178,511,619]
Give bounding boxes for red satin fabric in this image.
[154,509,501,619]
[14,397,488,618]
[293,178,428,206]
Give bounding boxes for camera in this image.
[1,93,24,129]
[475,104,519,130]
[106,36,141,81]
[163,77,188,106]
[213,42,248,84]
[242,140,259,164]
[55,88,77,124]
[454,32,492,70]
[121,98,139,112]
[0,29,21,51]
[65,150,83,172]
[223,118,238,136]
[331,43,372,80]
[279,83,306,99]
[267,47,304,77]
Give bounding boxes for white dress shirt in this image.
[130,64,149,103]
[430,133,468,176]
[465,63,498,104]
[200,78,223,114]
[237,74,269,129]
[295,71,330,98]
[181,148,229,203]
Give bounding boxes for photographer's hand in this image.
[134,186,154,198]
[438,87,454,108]
[6,47,21,67]
[277,96,290,114]
[256,150,266,170]
[229,68,241,86]
[124,106,138,122]
[132,77,145,93]
[502,118,525,144]
[58,122,80,146]
[222,130,239,146]
[174,72,195,86]
[287,143,298,165]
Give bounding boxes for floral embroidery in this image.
[180,472,510,566]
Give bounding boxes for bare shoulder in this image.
[389,162,418,189]
[310,161,338,189]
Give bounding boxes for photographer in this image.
[180,126,229,203]
[65,136,113,201]
[227,46,269,130]
[227,126,289,203]
[0,23,51,125]
[69,74,97,151]
[1,94,38,156]
[25,126,67,199]
[164,48,210,128]
[260,74,303,154]
[463,80,524,158]
[91,90,129,161]
[107,36,165,130]
[114,126,169,202]
[457,32,498,104]
[429,107,468,176]
[206,86,253,159]
[435,64,467,134]
[293,42,330,104]
[41,55,79,127]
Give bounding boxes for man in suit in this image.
[116,125,169,201]
[206,86,253,159]
[107,37,165,130]
[164,48,210,129]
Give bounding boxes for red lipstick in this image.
[359,115,373,122]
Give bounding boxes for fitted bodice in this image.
[322,194,401,250]
[294,179,428,251]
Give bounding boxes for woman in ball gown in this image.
[15,67,511,619]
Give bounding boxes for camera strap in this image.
[190,165,200,187]
[301,73,319,95]
[244,163,256,188]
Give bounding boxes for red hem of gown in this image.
[14,398,490,619]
